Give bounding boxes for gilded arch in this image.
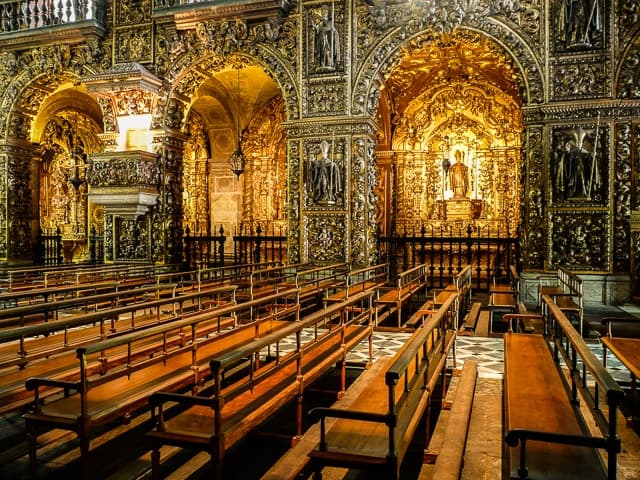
[152,17,300,132]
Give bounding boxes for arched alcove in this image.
[376,31,524,237]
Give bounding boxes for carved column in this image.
[150,132,186,265]
[287,121,377,267]
[0,141,37,264]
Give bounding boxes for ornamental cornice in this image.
[156,0,298,30]
[282,117,379,137]
[523,99,640,119]
[82,63,163,94]
[0,21,106,52]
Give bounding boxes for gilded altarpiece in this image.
[241,96,287,231]
[183,114,211,236]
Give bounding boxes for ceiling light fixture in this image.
[229,68,247,179]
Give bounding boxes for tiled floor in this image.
[263,319,633,384]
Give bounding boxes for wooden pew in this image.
[0,264,117,292]
[502,303,543,334]
[324,263,389,305]
[0,282,169,331]
[374,263,427,327]
[260,356,393,480]
[406,265,471,330]
[146,288,376,480]
[537,266,584,335]
[458,301,483,335]
[428,360,478,480]
[306,293,457,479]
[0,280,119,310]
[503,295,624,480]
[294,263,348,311]
[235,264,299,302]
[0,285,236,415]
[600,316,640,428]
[155,261,283,293]
[23,289,300,479]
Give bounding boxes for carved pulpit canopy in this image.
[87,150,159,218]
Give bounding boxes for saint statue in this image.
[448,149,469,198]
[310,139,342,204]
[559,0,601,48]
[314,4,340,70]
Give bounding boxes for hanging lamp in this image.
[229,68,247,178]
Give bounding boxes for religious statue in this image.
[448,149,469,198]
[314,4,340,70]
[310,139,342,204]
[559,0,601,48]
[554,127,600,200]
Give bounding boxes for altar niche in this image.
[387,141,520,235]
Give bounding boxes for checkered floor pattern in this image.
[264,328,632,383]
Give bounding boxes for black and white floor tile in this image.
[258,328,633,384]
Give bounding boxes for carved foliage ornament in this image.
[613,123,632,272]
[87,157,158,188]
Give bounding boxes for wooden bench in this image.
[459,301,482,335]
[294,263,348,310]
[324,263,389,305]
[488,290,517,334]
[23,289,300,479]
[503,302,543,334]
[504,296,624,480]
[306,292,457,479]
[374,263,427,327]
[146,288,376,480]
[600,316,640,429]
[235,264,299,302]
[427,360,478,480]
[537,266,584,335]
[0,282,170,331]
[0,285,236,415]
[405,265,471,330]
[259,355,394,480]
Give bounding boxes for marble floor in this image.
[256,313,633,384]
[340,330,632,384]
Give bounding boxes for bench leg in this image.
[26,422,37,478]
[80,434,90,480]
[517,439,528,478]
[151,446,161,480]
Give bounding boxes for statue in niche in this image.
[313,4,340,71]
[559,0,601,48]
[448,149,469,198]
[554,127,600,201]
[310,139,342,204]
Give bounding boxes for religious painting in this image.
[551,124,608,206]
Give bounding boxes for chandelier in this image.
[229,69,247,178]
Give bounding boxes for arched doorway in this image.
[376,31,524,238]
[32,83,104,263]
[181,64,287,263]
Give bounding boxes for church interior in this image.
[1,0,640,478]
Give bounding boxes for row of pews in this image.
[4,260,435,479]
